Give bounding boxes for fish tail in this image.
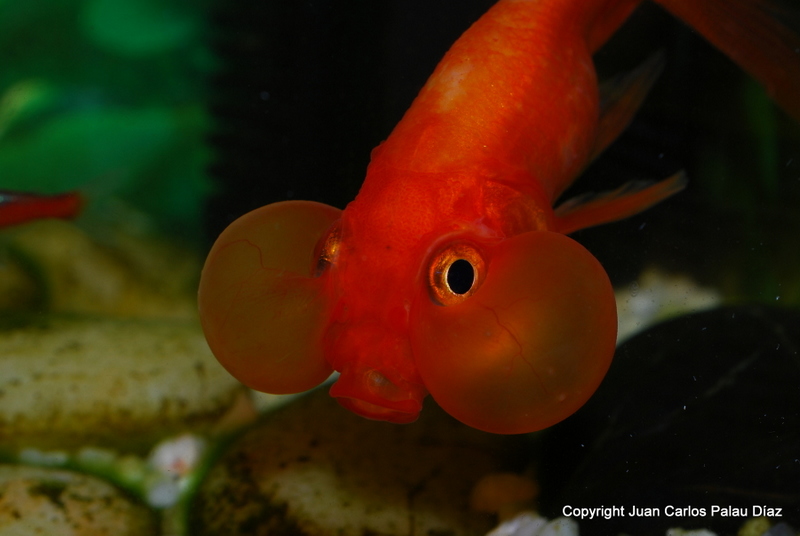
[653,0,800,121]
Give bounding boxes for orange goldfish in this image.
[199,0,800,433]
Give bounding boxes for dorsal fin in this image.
[591,51,666,163]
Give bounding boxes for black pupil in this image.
[447,259,474,295]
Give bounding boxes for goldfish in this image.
[0,191,83,228]
[198,0,800,434]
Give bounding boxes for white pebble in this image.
[486,512,579,536]
[666,529,717,536]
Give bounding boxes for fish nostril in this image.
[366,369,391,388]
[365,369,409,402]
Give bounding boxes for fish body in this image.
[199,0,800,433]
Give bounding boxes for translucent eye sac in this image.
[429,242,486,306]
[198,201,341,394]
[412,231,617,434]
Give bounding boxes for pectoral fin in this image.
[553,171,687,234]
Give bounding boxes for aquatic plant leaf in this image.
[0,107,175,193]
[81,0,198,56]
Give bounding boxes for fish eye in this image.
[447,259,474,294]
[429,242,486,305]
[313,220,341,276]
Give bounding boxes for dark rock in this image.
[539,305,800,536]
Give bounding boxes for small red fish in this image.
[199,0,800,433]
[0,191,83,228]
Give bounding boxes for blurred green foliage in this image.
[0,0,216,241]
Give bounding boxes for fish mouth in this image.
[335,397,420,424]
[328,367,426,424]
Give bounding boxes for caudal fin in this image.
[655,0,800,121]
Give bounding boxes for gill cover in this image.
[198,201,341,394]
[412,231,617,434]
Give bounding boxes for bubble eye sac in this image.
[429,242,487,305]
[198,200,341,395]
[412,231,617,434]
